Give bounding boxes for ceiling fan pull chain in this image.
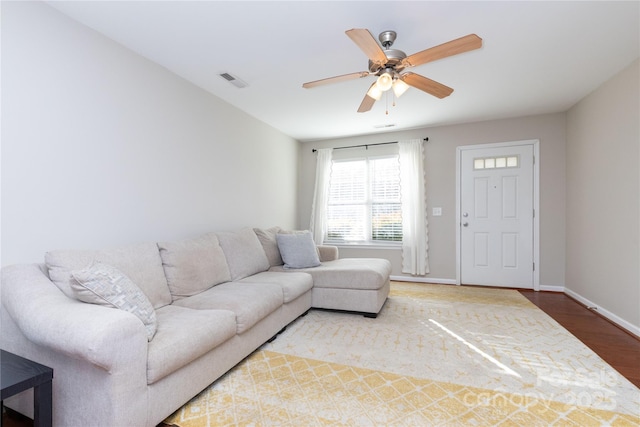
[385,91,389,115]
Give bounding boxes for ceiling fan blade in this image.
[346,28,388,67]
[401,72,453,99]
[402,34,482,68]
[302,71,370,89]
[357,95,376,113]
[357,83,378,112]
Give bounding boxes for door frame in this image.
[455,139,540,291]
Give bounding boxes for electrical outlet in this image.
[432,207,442,216]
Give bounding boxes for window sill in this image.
[325,242,402,250]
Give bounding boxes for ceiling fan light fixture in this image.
[376,72,393,91]
[392,79,410,97]
[367,84,383,100]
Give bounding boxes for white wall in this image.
[299,113,566,288]
[566,59,640,332]
[1,1,299,265]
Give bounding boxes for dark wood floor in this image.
[519,289,640,388]
[3,290,638,427]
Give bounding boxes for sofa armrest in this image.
[1,264,148,372]
[317,245,339,262]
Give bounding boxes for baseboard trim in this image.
[539,285,565,292]
[390,276,457,285]
[564,288,640,338]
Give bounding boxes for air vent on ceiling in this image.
[219,72,248,88]
[373,123,397,129]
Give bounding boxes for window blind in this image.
[326,155,402,243]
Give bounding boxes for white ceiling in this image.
[47,1,639,142]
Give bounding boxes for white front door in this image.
[458,142,536,289]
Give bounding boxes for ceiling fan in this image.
[302,29,482,112]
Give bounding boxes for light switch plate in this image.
[432,207,442,216]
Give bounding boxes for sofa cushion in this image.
[147,305,236,384]
[71,261,157,341]
[172,282,282,334]
[238,271,313,303]
[270,258,392,290]
[46,242,172,309]
[317,245,339,262]
[276,231,321,269]
[253,226,283,267]
[216,228,270,281]
[158,233,231,301]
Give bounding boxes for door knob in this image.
[462,222,469,227]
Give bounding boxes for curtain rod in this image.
[312,137,428,153]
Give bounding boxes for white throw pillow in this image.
[276,231,321,269]
[45,242,172,309]
[71,262,157,341]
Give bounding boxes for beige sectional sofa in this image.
[0,227,391,427]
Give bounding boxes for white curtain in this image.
[309,148,333,244]
[399,139,429,275]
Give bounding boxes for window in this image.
[474,155,519,170]
[325,155,402,244]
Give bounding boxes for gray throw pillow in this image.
[276,231,321,269]
[71,261,157,341]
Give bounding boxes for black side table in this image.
[1,350,53,427]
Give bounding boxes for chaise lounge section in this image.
[254,226,391,317]
[1,226,391,427]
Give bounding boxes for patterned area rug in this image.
[164,282,640,426]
